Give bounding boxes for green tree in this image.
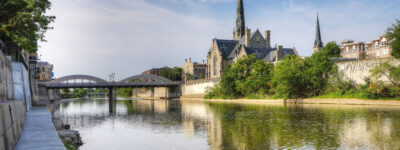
[160,67,182,81]
[320,41,341,57]
[305,50,334,95]
[0,0,55,53]
[272,55,308,98]
[387,20,400,59]
[230,55,274,96]
[370,61,400,86]
[117,88,133,97]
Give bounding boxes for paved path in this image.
[14,107,66,150]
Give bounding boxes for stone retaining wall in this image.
[335,58,400,84]
[0,50,14,102]
[180,78,220,98]
[0,101,26,150]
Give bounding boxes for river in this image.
[53,98,400,150]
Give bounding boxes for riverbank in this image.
[180,97,400,106]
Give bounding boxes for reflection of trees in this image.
[207,103,400,150]
[55,99,400,150]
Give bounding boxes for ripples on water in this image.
[53,98,400,150]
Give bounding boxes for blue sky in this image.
[39,0,400,80]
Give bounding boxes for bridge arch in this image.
[49,75,107,84]
[119,74,174,84]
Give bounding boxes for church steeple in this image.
[234,0,245,40]
[314,13,323,53]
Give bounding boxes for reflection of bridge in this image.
[42,74,180,101]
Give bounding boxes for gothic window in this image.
[213,56,217,76]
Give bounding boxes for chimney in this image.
[265,30,271,48]
[189,57,191,63]
[202,59,205,64]
[245,28,251,46]
[276,45,283,62]
[185,59,187,63]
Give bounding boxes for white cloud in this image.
[39,0,231,80]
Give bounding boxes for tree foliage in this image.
[117,88,133,97]
[320,41,341,57]
[272,55,308,98]
[160,67,182,81]
[305,50,334,95]
[0,0,55,53]
[386,19,400,59]
[205,55,274,99]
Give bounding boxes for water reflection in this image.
[54,99,400,150]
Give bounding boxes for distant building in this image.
[36,61,53,81]
[340,35,392,59]
[182,58,207,81]
[206,0,298,79]
[141,67,169,76]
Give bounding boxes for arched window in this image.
[213,56,217,76]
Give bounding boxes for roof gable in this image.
[215,39,239,59]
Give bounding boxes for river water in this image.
[53,98,400,150]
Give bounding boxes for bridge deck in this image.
[44,82,179,89]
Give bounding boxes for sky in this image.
[38,0,400,81]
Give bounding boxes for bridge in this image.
[41,74,181,101]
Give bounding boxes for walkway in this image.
[14,107,66,150]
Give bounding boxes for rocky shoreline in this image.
[53,117,83,150]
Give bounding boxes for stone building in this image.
[182,58,207,81]
[36,61,53,81]
[340,35,392,59]
[206,0,298,79]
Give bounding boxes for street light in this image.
[109,73,115,83]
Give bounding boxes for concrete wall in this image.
[335,58,400,84]
[0,101,26,150]
[133,87,180,99]
[181,78,220,98]
[12,62,31,111]
[0,51,14,102]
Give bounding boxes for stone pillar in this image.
[265,30,271,48]
[108,87,117,114]
[245,28,251,46]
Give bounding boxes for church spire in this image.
[234,0,245,40]
[314,13,323,52]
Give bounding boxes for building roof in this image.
[244,47,296,62]
[215,39,239,59]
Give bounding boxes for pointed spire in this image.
[314,13,323,52]
[234,0,245,40]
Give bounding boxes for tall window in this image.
[213,56,217,76]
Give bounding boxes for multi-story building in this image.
[36,61,53,81]
[340,35,392,59]
[182,58,207,81]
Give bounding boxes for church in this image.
[206,0,299,79]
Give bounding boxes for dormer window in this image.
[375,42,379,48]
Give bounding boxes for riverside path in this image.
[14,107,65,150]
